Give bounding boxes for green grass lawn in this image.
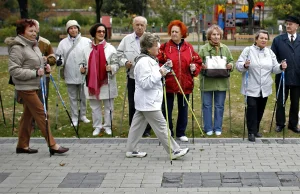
[0,51,298,139]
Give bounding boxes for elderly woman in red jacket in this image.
[157,20,202,142]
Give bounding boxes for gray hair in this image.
[140,32,158,54]
[206,24,223,40]
[254,29,269,42]
[133,16,147,25]
[153,33,160,42]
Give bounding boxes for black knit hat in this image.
[285,16,300,24]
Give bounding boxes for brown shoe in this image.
[50,146,69,155]
[16,147,38,154]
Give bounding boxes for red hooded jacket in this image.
[157,39,202,94]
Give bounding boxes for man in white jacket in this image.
[55,20,91,126]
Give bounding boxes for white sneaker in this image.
[81,116,90,123]
[215,131,222,136]
[105,128,112,135]
[126,151,147,158]
[206,131,213,136]
[171,148,189,160]
[71,121,78,127]
[92,128,101,136]
[179,136,189,142]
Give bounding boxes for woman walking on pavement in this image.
[236,30,287,142]
[82,23,120,136]
[157,20,202,142]
[126,33,189,159]
[55,20,91,127]
[199,24,234,136]
[5,19,69,154]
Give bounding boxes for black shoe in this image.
[16,147,38,154]
[248,134,256,142]
[50,146,69,155]
[142,132,151,137]
[288,126,300,133]
[255,132,262,138]
[275,126,284,132]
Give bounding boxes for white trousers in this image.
[126,110,180,154]
[89,99,114,130]
[66,84,87,122]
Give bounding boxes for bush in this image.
[3,15,19,27]
[61,12,90,26]
[0,26,16,43]
[39,24,63,42]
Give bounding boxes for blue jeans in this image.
[202,91,226,132]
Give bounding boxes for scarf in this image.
[86,41,107,99]
[209,39,221,54]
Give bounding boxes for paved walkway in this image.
[1,137,300,194]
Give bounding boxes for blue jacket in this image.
[271,33,300,86]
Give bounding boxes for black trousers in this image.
[127,78,151,134]
[162,93,189,137]
[247,96,268,135]
[275,84,300,128]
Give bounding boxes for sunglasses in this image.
[96,30,106,34]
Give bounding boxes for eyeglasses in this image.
[96,30,105,34]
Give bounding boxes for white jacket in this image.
[236,45,282,98]
[117,32,141,79]
[82,41,120,100]
[55,33,91,84]
[134,55,163,111]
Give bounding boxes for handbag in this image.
[59,37,82,79]
[203,48,230,78]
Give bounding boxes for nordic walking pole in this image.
[200,76,204,129]
[243,71,248,141]
[192,90,195,144]
[282,70,285,142]
[269,73,282,133]
[170,70,205,136]
[227,71,232,135]
[50,74,80,138]
[12,90,16,135]
[55,55,62,129]
[77,63,86,135]
[77,84,81,134]
[107,65,113,137]
[243,53,250,141]
[40,70,51,157]
[163,76,173,165]
[0,91,6,126]
[119,68,129,136]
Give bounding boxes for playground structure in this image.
[191,1,265,40]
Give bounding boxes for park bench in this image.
[234,33,255,46]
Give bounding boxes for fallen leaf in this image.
[59,163,66,166]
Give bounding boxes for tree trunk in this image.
[142,0,147,16]
[247,0,254,35]
[95,0,103,23]
[18,0,28,19]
